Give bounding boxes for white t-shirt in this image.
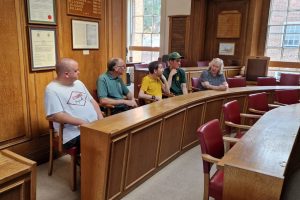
[45,80,98,144]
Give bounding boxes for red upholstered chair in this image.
[191,77,201,92]
[223,100,260,138]
[248,92,279,115]
[279,73,300,86]
[275,89,300,105]
[197,119,238,200]
[48,120,78,191]
[226,77,246,88]
[197,61,209,67]
[197,119,224,200]
[257,77,277,86]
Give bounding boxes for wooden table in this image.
[81,86,300,200]
[0,150,36,200]
[218,103,300,200]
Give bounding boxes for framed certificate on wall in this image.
[72,19,99,49]
[27,0,56,24]
[28,26,58,71]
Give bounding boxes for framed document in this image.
[72,19,99,49]
[217,10,241,38]
[29,27,58,71]
[27,0,56,24]
[219,43,235,56]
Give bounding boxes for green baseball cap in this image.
[168,52,184,60]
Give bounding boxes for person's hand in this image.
[169,69,177,77]
[218,85,227,90]
[124,99,138,107]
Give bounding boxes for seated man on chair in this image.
[138,61,170,102]
[163,52,188,96]
[97,58,137,115]
[45,58,103,152]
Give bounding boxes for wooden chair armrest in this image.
[223,136,239,143]
[268,104,281,108]
[191,87,201,92]
[273,101,287,106]
[202,154,220,164]
[225,121,251,130]
[99,103,115,108]
[248,108,265,115]
[240,113,261,119]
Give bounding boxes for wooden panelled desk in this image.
[0,150,36,200]
[81,86,300,200]
[219,103,300,200]
[134,66,241,97]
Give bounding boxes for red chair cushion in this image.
[276,89,300,104]
[65,147,77,156]
[248,92,269,112]
[257,77,276,86]
[227,77,246,88]
[209,170,224,200]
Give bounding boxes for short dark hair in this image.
[148,61,163,74]
[107,58,119,71]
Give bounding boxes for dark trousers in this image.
[63,135,80,154]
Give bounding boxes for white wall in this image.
[160,0,191,56]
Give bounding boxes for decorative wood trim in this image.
[128,46,160,52]
[269,61,300,69]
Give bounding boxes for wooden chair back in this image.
[227,77,246,88]
[279,73,300,86]
[257,77,277,86]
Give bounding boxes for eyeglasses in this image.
[117,65,126,68]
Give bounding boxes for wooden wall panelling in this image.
[189,0,207,62]
[181,102,205,150]
[203,98,225,123]
[168,15,190,57]
[204,0,249,66]
[158,109,185,166]
[0,0,29,144]
[257,0,271,56]
[107,134,128,200]
[124,120,162,191]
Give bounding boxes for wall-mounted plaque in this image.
[217,10,241,38]
[67,0,101,19]
[28,26,57,71]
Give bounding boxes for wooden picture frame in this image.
[72,19,99,49]
[28,26,58,71]
[27,0,56,25]
[219,42,235,56]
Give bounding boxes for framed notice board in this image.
[217,10,241,38]
[67,0,101,19]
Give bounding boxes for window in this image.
[265,0,300,62]
[128,0,161,63]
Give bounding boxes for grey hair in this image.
[208,58,224,75]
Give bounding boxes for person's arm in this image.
[202,81,227,91]
[138,89,158,101]
[181,83,188,94]
[125,91,138,107]
[161,75,170,94]
[47,112,87,126]
[91,98,104,119]
[166,69,177,91]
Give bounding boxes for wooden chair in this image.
[191,77,201,92]
[226,77,246,88]
[48,120,78,191]
[197,61,209,67]
[93,89,115,116]
[134,63,149,69]
[275,89,300,105]
[223,100,260,138]
[248,92,279,114]
[257,77,277,86]
[279,73,300,86]
[197,119,238,200]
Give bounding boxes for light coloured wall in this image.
[160,0,191,56]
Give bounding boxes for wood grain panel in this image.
[203,98,225,123]
[107,134,128,200]
[0,0,28,143]
[182,103,204,149]
[158,110,185,165]
[125,120,162,189]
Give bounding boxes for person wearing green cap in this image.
[163,52,188,96]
